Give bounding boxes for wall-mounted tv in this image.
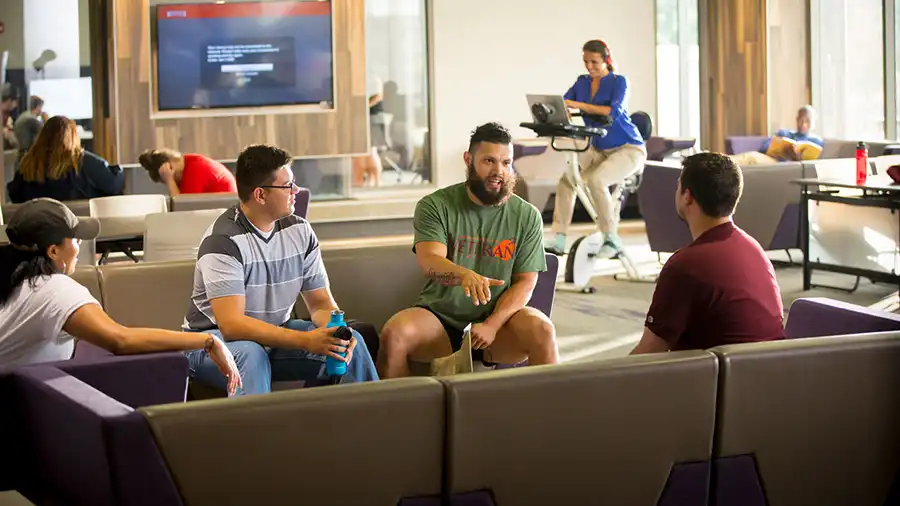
[153,1,334,112]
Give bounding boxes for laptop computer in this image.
[526,94,583,125]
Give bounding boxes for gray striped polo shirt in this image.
[183,205,328,331]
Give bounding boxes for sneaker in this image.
[595,235,624,260]
[543,233,567,255]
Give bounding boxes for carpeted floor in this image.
[548,223,899,363]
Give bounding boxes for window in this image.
[811,0,885,140]
[0,0,93,154]
[655,0,700,142]
[355,0,431,190]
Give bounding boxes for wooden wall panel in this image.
[108,0,367,165]
[699,0,768,152]
[767,0,810,133]
[89,0,116,161]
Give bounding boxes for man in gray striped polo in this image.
[183,144,379,395]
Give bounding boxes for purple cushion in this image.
[713,455,767,506]
[658,461,711,506]
[398,496,443,506]
[785,298,900,339]
[13,366,183,506]
[294,187,311,219]
[526,253,558,317]
[450,490,497,506]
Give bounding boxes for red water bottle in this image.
[856,141,868,186]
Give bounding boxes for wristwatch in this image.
[204,336,216,353]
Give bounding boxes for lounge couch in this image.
[725,135,895,159]
[6,322,900,505]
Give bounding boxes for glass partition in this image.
[355,0,431,190]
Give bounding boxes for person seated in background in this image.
[6,116,124,203]
[182,144,379,396]
[630,152,786,354]
[377,122,558,378]
[139,148,237,196]
[731,105,824,165]
[13,95,47,160]
[0,198,241,395]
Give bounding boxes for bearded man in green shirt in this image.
[377,122,559,378]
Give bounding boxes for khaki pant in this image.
[730,151,778,166]
[552,143,647,235]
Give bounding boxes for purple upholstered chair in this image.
[293,187,311,219]
[526,253,558,317]
[784,297,900,338]
[12,365,184,506]
[646,136,697,161]
[1,352,188,501]
[637,162,693,254]
[725,136,770,155]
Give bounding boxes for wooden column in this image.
[88,0,115,161]
[699,0,768,152]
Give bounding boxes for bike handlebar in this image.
[519,122,608,153]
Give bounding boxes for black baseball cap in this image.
[6,198,100,251]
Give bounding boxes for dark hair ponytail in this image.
[138,148,181,184]
[0,245,58,306]
[583,39,615,72]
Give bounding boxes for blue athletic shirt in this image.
[564,73,644,151]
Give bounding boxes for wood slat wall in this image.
[105,0,367,165]
[767,0,810,133]
[699,0,768,153]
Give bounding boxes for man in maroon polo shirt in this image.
[630,152,786,354]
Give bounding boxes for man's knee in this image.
[227,341,270,374]
[380,317,419,353]
[204,340,271,396]
[517,309,557,349]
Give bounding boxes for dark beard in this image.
[466,163,517,206]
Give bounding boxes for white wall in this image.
[430,0,657,188]
[23,0,81,81]
[0,0,25,69]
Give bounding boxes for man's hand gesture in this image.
[459,270,504,306]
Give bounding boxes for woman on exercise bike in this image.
[544,39,647,258]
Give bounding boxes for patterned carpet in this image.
[548,226,899,363]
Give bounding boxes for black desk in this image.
[793,176,900,291]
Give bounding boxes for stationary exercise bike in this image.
[521,101,654,293]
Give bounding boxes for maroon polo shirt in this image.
[645,221,786,350]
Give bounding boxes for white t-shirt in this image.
[0,274,100,367]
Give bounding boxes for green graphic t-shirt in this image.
[413,182,547,331]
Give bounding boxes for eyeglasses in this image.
[259,179,297,190]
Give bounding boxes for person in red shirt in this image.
[139,148,237,196]
[630,152,786,354]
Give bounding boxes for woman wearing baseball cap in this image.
[0,198,241,395]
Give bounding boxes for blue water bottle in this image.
[325,310,348,377]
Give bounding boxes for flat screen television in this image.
[153,1,334,112]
